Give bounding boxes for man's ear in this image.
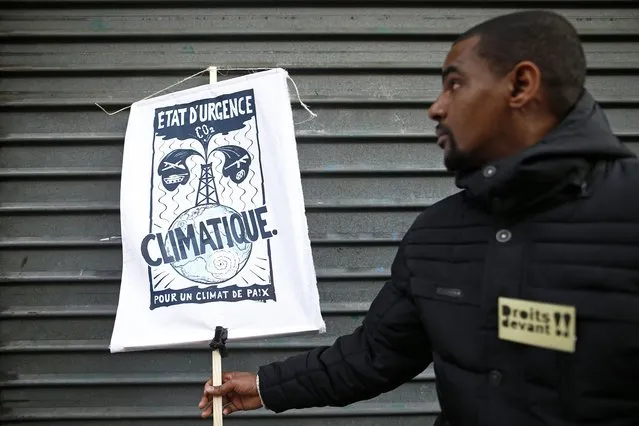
[508,61,542,109]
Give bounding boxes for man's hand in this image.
[198,372,263,418]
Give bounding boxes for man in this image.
[199,10,639,426]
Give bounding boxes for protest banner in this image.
[109,68,326,357]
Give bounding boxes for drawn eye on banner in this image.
[140,89,277,309]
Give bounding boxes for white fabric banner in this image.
[110,68,325,353]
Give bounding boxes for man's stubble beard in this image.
[443,136,479,174]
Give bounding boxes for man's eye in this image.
[445,79,460,91]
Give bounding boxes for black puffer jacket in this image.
[257,91,639,426]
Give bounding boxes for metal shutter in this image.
[1,1,637,425]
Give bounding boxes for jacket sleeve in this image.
[256,236,433,412]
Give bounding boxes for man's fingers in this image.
[223,401,237,416]
[205,380,235,396]
[200,397,235,418]
[200,395,230,409]
[199,375,241,418]
[200,406,212,419]
[198,394,209,409]
[205,373,233,385]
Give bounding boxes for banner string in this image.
[94,67,317,124]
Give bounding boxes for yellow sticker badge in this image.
[498,297,576,353]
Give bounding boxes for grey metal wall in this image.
[1,1,637,425]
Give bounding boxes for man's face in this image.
[428,36,510,173]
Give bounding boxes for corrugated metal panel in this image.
[3,7,639,36]
[1,2,638,425]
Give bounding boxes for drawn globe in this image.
[165,204,252,284]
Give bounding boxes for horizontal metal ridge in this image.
[4,74,638,108]
[0,201,121,213]
[0,305,118,317]
[0,31,435,40]
[0,64,449,72]
[0,166,450,178]
[0,0,635,4]
[1,132,637,144]
[0,201,433,213]
[3,63,638,73]
[0,370,435,387]
[0,403,440,421]
[0,167,120,178]
[0,269,390,283]
[0,132,435,144]
[0,66,635,78]
[0,98,423,108]
[0,30,579,41]
[3,5,637,39]
[2,132,638,145]
[0,302,372,318]
[0,235,401,248]
[3,98,638,108]
[0,33,637,45]
[4,98,411,108]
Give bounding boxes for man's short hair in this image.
[456,10,586,119]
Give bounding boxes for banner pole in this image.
[209,66,218,84]
[207,66,225,425]
[210,326,228,426]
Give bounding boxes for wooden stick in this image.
[209,66,218,84]
[210,326,228,426]
[211,349,223,425]
[207,67,221,425]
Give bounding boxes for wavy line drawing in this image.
[219,175,230,206]
[156,138,179,223]
[211,132,221,149]
[154,139,169,224]
[169,184,180,218]
[208,151,224,205]
[243,120,252,141]
[157,185,169,224]
[248,168,258,206]
[168,138,182,219]
[243,120,261,207]
[247,161,260,205]
[184,138,202,206]
[204,133,214,155]
[239,182,247,211]
[185,161,197,205]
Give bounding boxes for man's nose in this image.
[428,96,446,122]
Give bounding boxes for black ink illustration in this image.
[140,89,277,309]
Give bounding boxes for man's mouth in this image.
[436,134,450,148]
[435,125,452,149]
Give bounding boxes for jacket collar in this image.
[454,90,635,216]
